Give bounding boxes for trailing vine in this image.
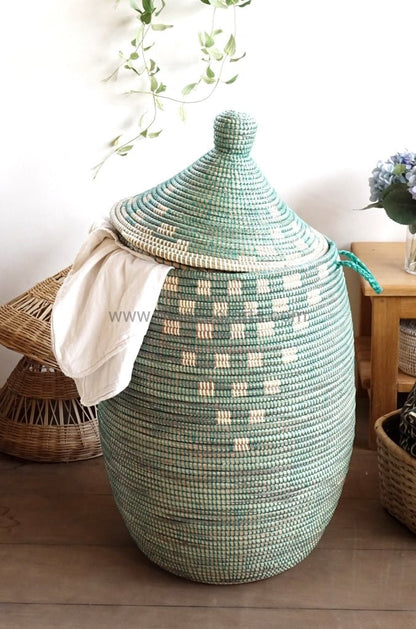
[94,0,251,176]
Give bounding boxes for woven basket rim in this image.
[400,319,416,333]
[374,409,416,469]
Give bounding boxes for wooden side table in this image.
[352,242,416,448]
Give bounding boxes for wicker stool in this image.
[0,357,100,462]
[0,268,101,462]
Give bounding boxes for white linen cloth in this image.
[51,219,172,406]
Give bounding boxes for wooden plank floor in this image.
[0,400,415,629]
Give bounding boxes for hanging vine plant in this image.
[94,0,251,176]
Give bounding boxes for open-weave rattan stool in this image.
[98,110,381,583]
[0,356,100,462]
[0,268,102,462]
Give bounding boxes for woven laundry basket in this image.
[98,111,381,584]
[399,319,416,377]
[375,410,416,534]
[0,267,70,367]
[0,356,100,462]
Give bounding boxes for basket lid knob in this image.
[214,110,257,156]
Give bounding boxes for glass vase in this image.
[405,224,416,274]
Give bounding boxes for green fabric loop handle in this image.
[337,250,383,294]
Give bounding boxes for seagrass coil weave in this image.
[0,357,101,462]
[0,267,70,367]
[97,110,365,583]
[99,241,356,583]
[111,111,328,272]
[375,410,416,534]
[398,319,416,377]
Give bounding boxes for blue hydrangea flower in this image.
[369,152,416,202]
[407,165,416,201]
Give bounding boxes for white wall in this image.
[1,0,415,383]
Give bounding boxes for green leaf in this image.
[179,103,186,122]
[224,34,236,56]
[230,51,246,62]
[117,145,133,156]
[150,75,158,91]
[140,11,152,24]
[210,0,228,7]
[131,38,137,46]
[381,183,416,225]
[358,201,384,210]
[224,73,238,84]
[213,29,223,36]
[110,135,121,147]
[142,0,154,12]
[155,82,167,93]
[206,66,215,79]
[148,130,162,138]
[155,97,164,110]
[210,48,224,61]
[129,52,139,60]
[182,82,197,95]
[151,23,173,31]
[202,76,216,84]
[200,0,211,4]
[239,0,252,6]
[138,112,147,128]
[129,0,141,11]
[204,32,215,48]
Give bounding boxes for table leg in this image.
[369,297,400,448]
[356,294,372,397]
[359,294,372,337]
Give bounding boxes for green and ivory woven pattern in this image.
[98,111,373,583]
[110,111,327,272]
[99,241,356,583]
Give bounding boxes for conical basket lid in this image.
[0,268,70,366]
[110,110,327,271]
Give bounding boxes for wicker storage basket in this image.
[375,410,416,534]
[0,357,101,462]
[399,319,416,377]
[98,111,380,584]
